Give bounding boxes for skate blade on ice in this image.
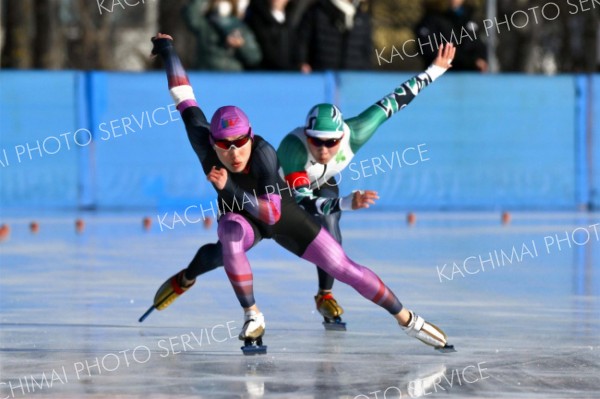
[435,344,456,353]
[241,337,267,356]
[323,316,346,331]
[138,305,156,322]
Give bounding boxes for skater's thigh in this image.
[272,203,320,257]
[218,212,263,249]
[312,178,342,242]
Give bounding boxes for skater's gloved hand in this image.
[207,166,228,190]
[151,32,174,56]
[432,43,456,69]
[351,190,379,210]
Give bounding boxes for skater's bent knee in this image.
[218,220,244,241]
[218,214,251,240]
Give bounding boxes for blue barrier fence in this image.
[0,71,598,210]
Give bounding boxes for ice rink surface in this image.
[0,211,599,399]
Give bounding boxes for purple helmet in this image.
[210,106,253,141]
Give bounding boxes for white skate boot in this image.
[402,310,455,352]
[239,310,267,355]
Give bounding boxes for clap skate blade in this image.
[322,316,346,331]
[435,344,456,353]
[241,337,267,355]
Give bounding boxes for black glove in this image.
[151,36,173,57]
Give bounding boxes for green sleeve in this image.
[277,134,308,176]
[347,69,439,154]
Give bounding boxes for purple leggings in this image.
[217,212,403,315]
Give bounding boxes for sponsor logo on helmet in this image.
[221,118,238,129]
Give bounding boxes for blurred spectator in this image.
[416,0,487,72]
[296,0,373,72]
[245,0,299,70]
[495,0,537,73]
[184,0,262,71]
[557,1,598,73]
[288,0,319,27]
[237,0,250,17]
[495,0,598,74]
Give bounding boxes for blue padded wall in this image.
[0,72,80,208]
[0,71,596,211]
[336,73,577,209]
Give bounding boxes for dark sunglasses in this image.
[212,134,252,150]
[306,135,342,148]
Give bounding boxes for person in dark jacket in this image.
[245,0,298,70]
[296,0,373,72]
[416,0,487,72]
[184,0,262,71]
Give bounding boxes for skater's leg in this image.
[312,181,345,319]
[315,211,341,292]
[316,267,335,292]
[151,241,223,311]
[312,182,342,293]
[313,212,346,320]
[183,241,224,284]
[217,212,259,309]
[301,228,449,347]
[273,201,449,348]
[301,227,404,315]
[217,212,266,340]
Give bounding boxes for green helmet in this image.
[304,104,345,139]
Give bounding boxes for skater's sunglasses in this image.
[305,134,343,148]
[212,133,252,150]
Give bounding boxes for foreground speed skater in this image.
[142,33,455,354]
[277,43,456,329]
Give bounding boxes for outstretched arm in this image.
[151,33,214,172]
[290,183,379,215]
[347,43,456,153]
[152,33,201,115]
